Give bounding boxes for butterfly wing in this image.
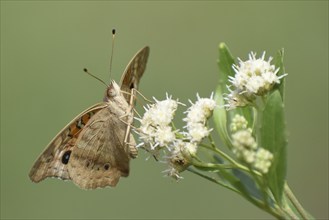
[120,46,150,102]
[30,47,150,189]
[29,103,107,183]
[68,106,134,189]
[119,46,149,159]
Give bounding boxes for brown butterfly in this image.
[29,46,150,189]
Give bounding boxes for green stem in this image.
[200,143,262,176]
[282,205,299,219]
[284,183,313,220]
[201,143,236,165]
[191,158,234,170]
[252,106,258,133]
[248,166,271,208]
[207,134,216,147]
[187,167,240,194]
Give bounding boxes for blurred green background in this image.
[1,1,328,219]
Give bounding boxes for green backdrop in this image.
[1,1,328,219]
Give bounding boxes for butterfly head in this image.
[103,80,121,102]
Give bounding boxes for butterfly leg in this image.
[122,88,138,158]
[133,88,153,103]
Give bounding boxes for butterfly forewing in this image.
[120,46,150,102]
[29,103,106,182]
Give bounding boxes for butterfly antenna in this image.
[109,28,116,80]
[83,68,108,87]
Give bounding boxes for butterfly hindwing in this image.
[68,106,134,189]
[29,103,106,183]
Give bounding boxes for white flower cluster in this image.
[225,52,287,109]
[162,140,189,180]
[230,114,273,174]
[253,148,273,174]
[136,93,216,179]
[184,93,216,143]
[137,94,178,150]
[232,129,257,163]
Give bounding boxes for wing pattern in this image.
[29,104,105,183]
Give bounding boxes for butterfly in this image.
[29,46,150,189]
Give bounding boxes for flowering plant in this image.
[135,43,313,219]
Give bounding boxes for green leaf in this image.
[273,48,286,101]
[213,43,236,148]
[214,43,253,148]
[214,85,232,148]
[217,43,253,125]
[232,169,264,202]
[212,156,266,205]
[258,90,287,205]
[217,43,236,85]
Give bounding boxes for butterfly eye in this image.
[107,86,117,98]
[61,150,72,164]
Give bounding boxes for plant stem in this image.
[248,166,270,208]
[284,183,313,219]
[191,158,234,170]
[187,167,240,194]
[200,143,262,176]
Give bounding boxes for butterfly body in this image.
[29,46,149,189]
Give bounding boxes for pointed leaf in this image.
[212,156,265,205]
[259,90,287,204]
[214,43,253,149]
[213,43,236,148]
[217,42,236,86]
[214,85,232,148]
[273,48,286,101]
[217,43,253,127]
[232,169,263,201]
